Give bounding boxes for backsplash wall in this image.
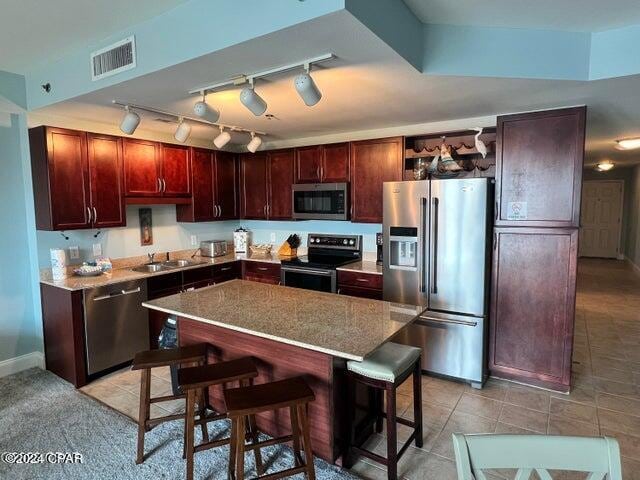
[36,205,237,268]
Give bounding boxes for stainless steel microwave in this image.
[292,183,348,220]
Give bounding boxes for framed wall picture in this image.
[139,208,153,246]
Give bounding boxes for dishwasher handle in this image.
[93,287,142,302]
[417,314,478,328]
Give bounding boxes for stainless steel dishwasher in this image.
[83,280,149,376]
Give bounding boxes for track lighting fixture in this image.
[119,105,140,135]
[294,65,322,106]
[193,94,220,123]
[239,80,267,116]
[247,132,262,153]
[214,127,231,149]
[174,118,191,143]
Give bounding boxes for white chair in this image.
[452,433,622,480]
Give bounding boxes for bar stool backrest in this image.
[452,433,622,480]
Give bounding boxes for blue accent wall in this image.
[0,114,42,362]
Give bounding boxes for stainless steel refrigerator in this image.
[383,178,492,388]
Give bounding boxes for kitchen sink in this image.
[132,259,205,273]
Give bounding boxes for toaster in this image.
[200,240,228,257]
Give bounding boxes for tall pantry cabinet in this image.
[489,107,586,392]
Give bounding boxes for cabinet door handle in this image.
[220,266,231,271]
[257,267,268,271]
[92,207,97,224]
[157,178,161,192]
[161,178,166,193]
[86,207,92,224]
[356,278,369,283]
[218,205,222,217]
[316,165,321,180]
[320,166,324,181]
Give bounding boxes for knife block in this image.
[277,241,297,257]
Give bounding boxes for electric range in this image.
[280,233,362,293]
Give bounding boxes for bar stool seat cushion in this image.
[347,342,421,382]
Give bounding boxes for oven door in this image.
[292,183,348,220]
[281,266,337,293]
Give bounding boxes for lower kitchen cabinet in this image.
[242,261,281,284]
[337,270,383,300]
[489,227,578,392]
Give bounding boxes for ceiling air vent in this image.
[90,36,136,81]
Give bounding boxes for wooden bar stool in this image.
[131,343,209,465]
[178,357,259,480]
[345,342,423,480]
[224,376,316,480]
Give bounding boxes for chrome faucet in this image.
[147,253,156,264]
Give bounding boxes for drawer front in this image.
[183,265,214,285]
[147,272,183,296]
[338,285,383,300]
[337,270,382,290]
[213,261,241,282]
[243,261,281,279]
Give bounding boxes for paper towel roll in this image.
[50,248,67,280]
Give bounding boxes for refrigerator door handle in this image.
[420,197,427,293]
[417,315,478,328]
[431,197,439,294]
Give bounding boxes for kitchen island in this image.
[143,279,423,463]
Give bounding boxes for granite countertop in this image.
[143,279,422,361]
[337,260,383,275]
[40,251,283,291]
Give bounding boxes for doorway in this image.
[579,180,624,258]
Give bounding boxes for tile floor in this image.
[81,258,640,479]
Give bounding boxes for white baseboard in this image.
[625,256,640,276]
[0,352,45,378]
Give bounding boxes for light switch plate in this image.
[270,232,276,243]
[69,246,80,260]
[190,235,198,246]
[92,243,102,257]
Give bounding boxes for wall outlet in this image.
[92,243,102,257]
[270,232,276,243]
[190,235,198,246]
[69,246,80,260]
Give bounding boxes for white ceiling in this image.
[0,0,187,74]
[403,0,640,32]
[28,10,640,168]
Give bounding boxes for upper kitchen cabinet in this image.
[495,107,586,227]
[350,137,403,223]
[123,139,191,201]
[123,138,161,197]
[294,143,349,184]
[160,144,191,197]
[267,149,294,219]
[86,133,126,228]
[489,227,578,392]
[240,153,269,219]
[176,148,238,222]
[240,150,294,220]
[29,126,124,230]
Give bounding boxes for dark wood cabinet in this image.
[294,143,349,184]
[495,107,585,227]
[350,137,403,223]
[242,261,281,284]
[177,149,238,222]
[337,270,383,300]
[267,150,294,220]
[489,227,578,392]
[87,133,125,228]
[240,153,269,219]
[123,138,161,197]
[240,151,294,220]
[160,144,191,197]
[29,126,125,231]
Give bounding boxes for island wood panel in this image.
[489,227,578,392]
[178,318,337,462]
[40,284,87,387]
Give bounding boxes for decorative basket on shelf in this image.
[249,244,273,256]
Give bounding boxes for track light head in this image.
[294,71,322,106]
[193,98,220,123]
[247,133,262,153]
[214,128,231,149]
[239,83,267,116]
[119,106,140,135]
[174,119,191,143]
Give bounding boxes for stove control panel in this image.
[307,234,361,251]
